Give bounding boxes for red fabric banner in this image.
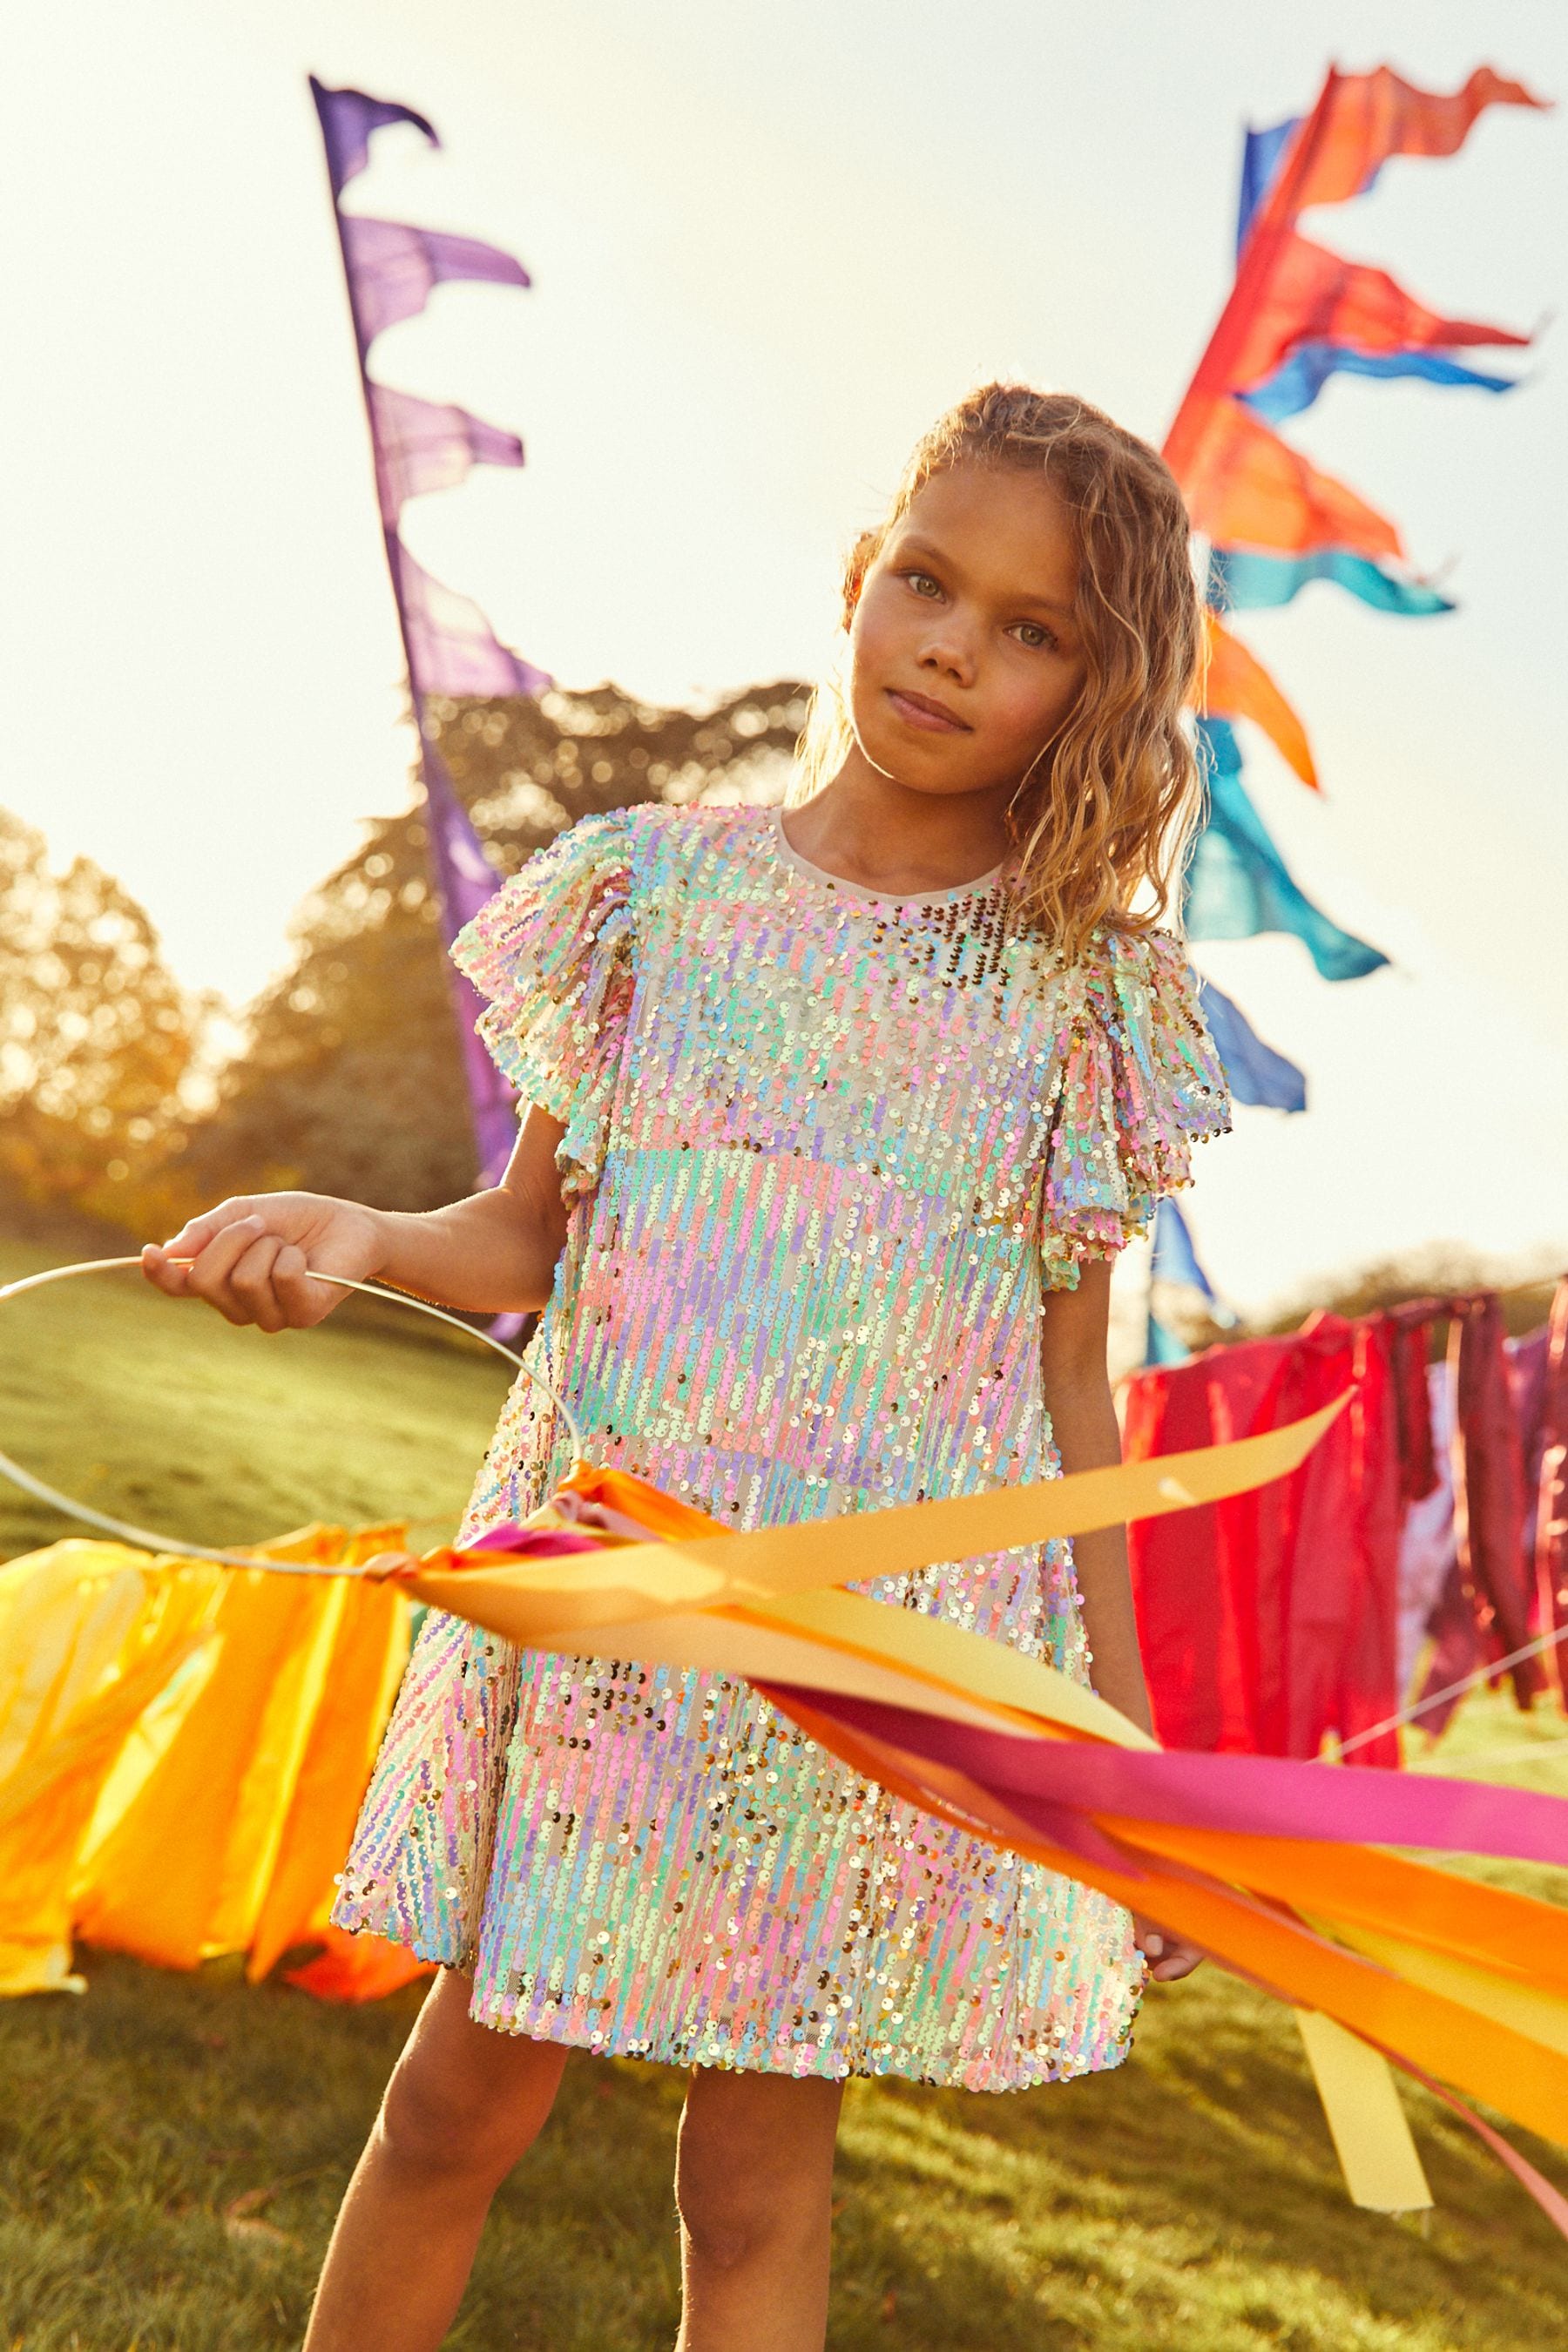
[1537,1280,1568,1700]
[1228,233,1531,394]
[1123,1314,1423,1766]
[1419,1295,1554,1727]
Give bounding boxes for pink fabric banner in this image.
[763,1686,1568,1867]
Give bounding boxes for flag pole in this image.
[309,84,436,767]
[308,78,502,1185]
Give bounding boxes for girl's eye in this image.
[1011,621,1058,651]
[904,571,943,598]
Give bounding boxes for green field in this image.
[0,1234,515,1561]
[1,1231,1565,2349]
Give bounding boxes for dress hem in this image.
[328,1909,1139,2097]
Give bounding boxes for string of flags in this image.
[1161,61,1550,1122]
[1150,62,1549,1357]
[310,78,550,1187]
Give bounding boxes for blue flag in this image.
[1197,978,1307,1112]
[1237,115,1301,253]
[1151,1198,1217,1299]
[1186,721,1388,982]
[1240,340,1519,427]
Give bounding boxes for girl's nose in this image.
[917,626,977,686]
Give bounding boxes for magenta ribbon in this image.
[764,1687,1568,1868]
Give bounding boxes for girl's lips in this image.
[886,686,970,733]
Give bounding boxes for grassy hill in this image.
[1,1229,1565,2349]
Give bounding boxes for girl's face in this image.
[845,463,1087,801]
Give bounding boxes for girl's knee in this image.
[675,2141,778,2273]
[675,2076,841,2269]
[376,2030,564,2188]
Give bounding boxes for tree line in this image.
[1,681,808,1242]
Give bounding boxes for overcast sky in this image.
[3,1,1565,1308]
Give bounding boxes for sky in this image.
[3,1,1565,1311]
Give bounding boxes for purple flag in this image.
[341,215,531,352]
[310,77,439,196]
[368,384,524,526]
[395,542,551,700]
[422,747,518,1186]
[309,74,548,1213]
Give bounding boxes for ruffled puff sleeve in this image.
[1039,927,1231,1292]
[449,811,634,1209]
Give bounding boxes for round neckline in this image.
[767,805,1007,905]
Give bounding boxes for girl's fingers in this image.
[158,1200,259,1263]
[140,1241,194,1298]
[179,1215,270,1323]
[227,1233,289,1333]
[1132,1916,1205,1983]
[142,1200,265,1301]
[274,1243,336,1329]
[1149,1948,1204,1982]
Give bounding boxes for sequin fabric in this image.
[333,802,1230,2090]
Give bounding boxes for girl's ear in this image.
[841,529,879,631]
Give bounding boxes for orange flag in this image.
[1200,610,1318,789]
[1183,396,1402,562]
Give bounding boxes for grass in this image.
[3,1931,1566,2352]
[0,1233,514,1560]
[2,1226,1565,2348]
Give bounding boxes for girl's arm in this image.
[1038,1260,1151,1731]
[1039,1258,1201,1982]
[140,1105,571,1328]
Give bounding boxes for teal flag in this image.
[1208,544,1455,618]
[1186,721,1388,982]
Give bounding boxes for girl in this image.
[145,383,1230,2351]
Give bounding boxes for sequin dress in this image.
[334,801,1230,2092]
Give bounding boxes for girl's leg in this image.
[673,2068,845,2352]
[302,1968,569,2352]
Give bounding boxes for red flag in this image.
[1230,233,1531,393]
[1288,64,1551,218]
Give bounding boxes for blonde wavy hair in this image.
[790,383,1208,961]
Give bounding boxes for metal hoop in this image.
[0,1255,583,1569]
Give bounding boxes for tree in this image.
[0,808,207,1235]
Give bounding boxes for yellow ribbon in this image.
[404,1394,1348,1639]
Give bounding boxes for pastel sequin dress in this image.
[334,801,1230,2092]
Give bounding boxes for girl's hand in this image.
[1133,1916,1205,1983]
[140,1193,387,1334]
